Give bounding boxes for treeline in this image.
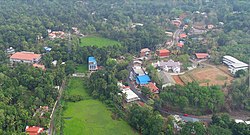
[0,64,62,134]
[159,82,225,114]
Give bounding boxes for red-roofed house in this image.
[179,33,187,38]
[145,82,159,94]
[10,52,41,64]
[177,42,184,48]
[33,64,46,70]
[25,126,44,135]
[195,53,209,59]
[156,49,170,58]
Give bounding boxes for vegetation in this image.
[63,78,137,135]
[0,64,61,134]
[159,82,225,114]
[80,36,121,47]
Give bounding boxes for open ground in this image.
[80,36,121,47]
[179,66,233,86]
[63,66,137,135]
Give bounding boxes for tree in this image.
[208,125,232,135]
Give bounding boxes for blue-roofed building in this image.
[136,75,151,85]
[44,47,52,52]
[88,56,97,71]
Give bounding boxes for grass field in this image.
[76,64,88,73]
[80,36,121,47]
[63,78,137,135]
[179,66,233,86]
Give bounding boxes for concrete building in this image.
[223,55,248,74]
[6,47,15,55]
[10,52,41,64]
[157,60,181,73]
[122,87,140,102]
[130,66,146,80]
[140,48,151,57]
[88,56,98,71]
[136,75,151,85]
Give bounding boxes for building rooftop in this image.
[179,33,187,38]
[25,126,44,135]
[245,121,250,125]
[33,64,46,70]
[157,49,170,54]
[230,63,248,68]
[195,53,209,59]
[145,82,159,93]
[132,66,145,76]
[140,48,151,53]
[223,55,248,67]
[235,119,245,124]
[88,56,96,62]
[122,87,139,101]
[136,75,151,85]
[10,52,41,61]
[159,60,181,68]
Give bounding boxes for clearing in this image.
[63,78,137,135]
[80,36,121,47]
[179,66,233,86]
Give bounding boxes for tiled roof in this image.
[195,53,209,59]
[140,48,151,53]
[10,52,41,61]
[158,49,170,53]
[145,82,159,93]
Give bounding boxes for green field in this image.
[80,36,121,47]
[63,78,137,135]
[76,64,88,73]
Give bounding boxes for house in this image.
[223,55,248,74]
[177,42,184,48]
[52,60,57,67]
[157,71,175,88]
[10,52,41,64]
[207,24,214,29]
[145,82,159,94]
[130,66,146,80]
[165,31,173,37]
[172,20,182,27]
[6,47,15,55]
[133,60,143,67]
[179,33,187,39]
[117,82,140,102]
[235,119,245,124]
[48,31,65,39]
[136,75,151,85]
[122,87,140,102]
[157,60,181,73]
[33,64,46,70]
[156,49,170,58]
[140,48,151,57]
[25,126,44,135]
[131,23,144,28]
[44,47,52,52]
[195,53,209,59]
[88,56,98,71]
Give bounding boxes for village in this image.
[3,8,250,135]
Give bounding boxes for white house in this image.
[130,66,146,80]
[157,60,181,73]
[117,82,140,103]
[223,55,248,74]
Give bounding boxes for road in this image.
[167,29,182,49]
[48,80,66,135]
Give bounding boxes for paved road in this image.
[167,29,182,49]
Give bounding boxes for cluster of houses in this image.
[48,29,65,40]
[223,55,249,74]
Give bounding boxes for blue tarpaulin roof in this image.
[136,75,151,85]
[88,56,96,62]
